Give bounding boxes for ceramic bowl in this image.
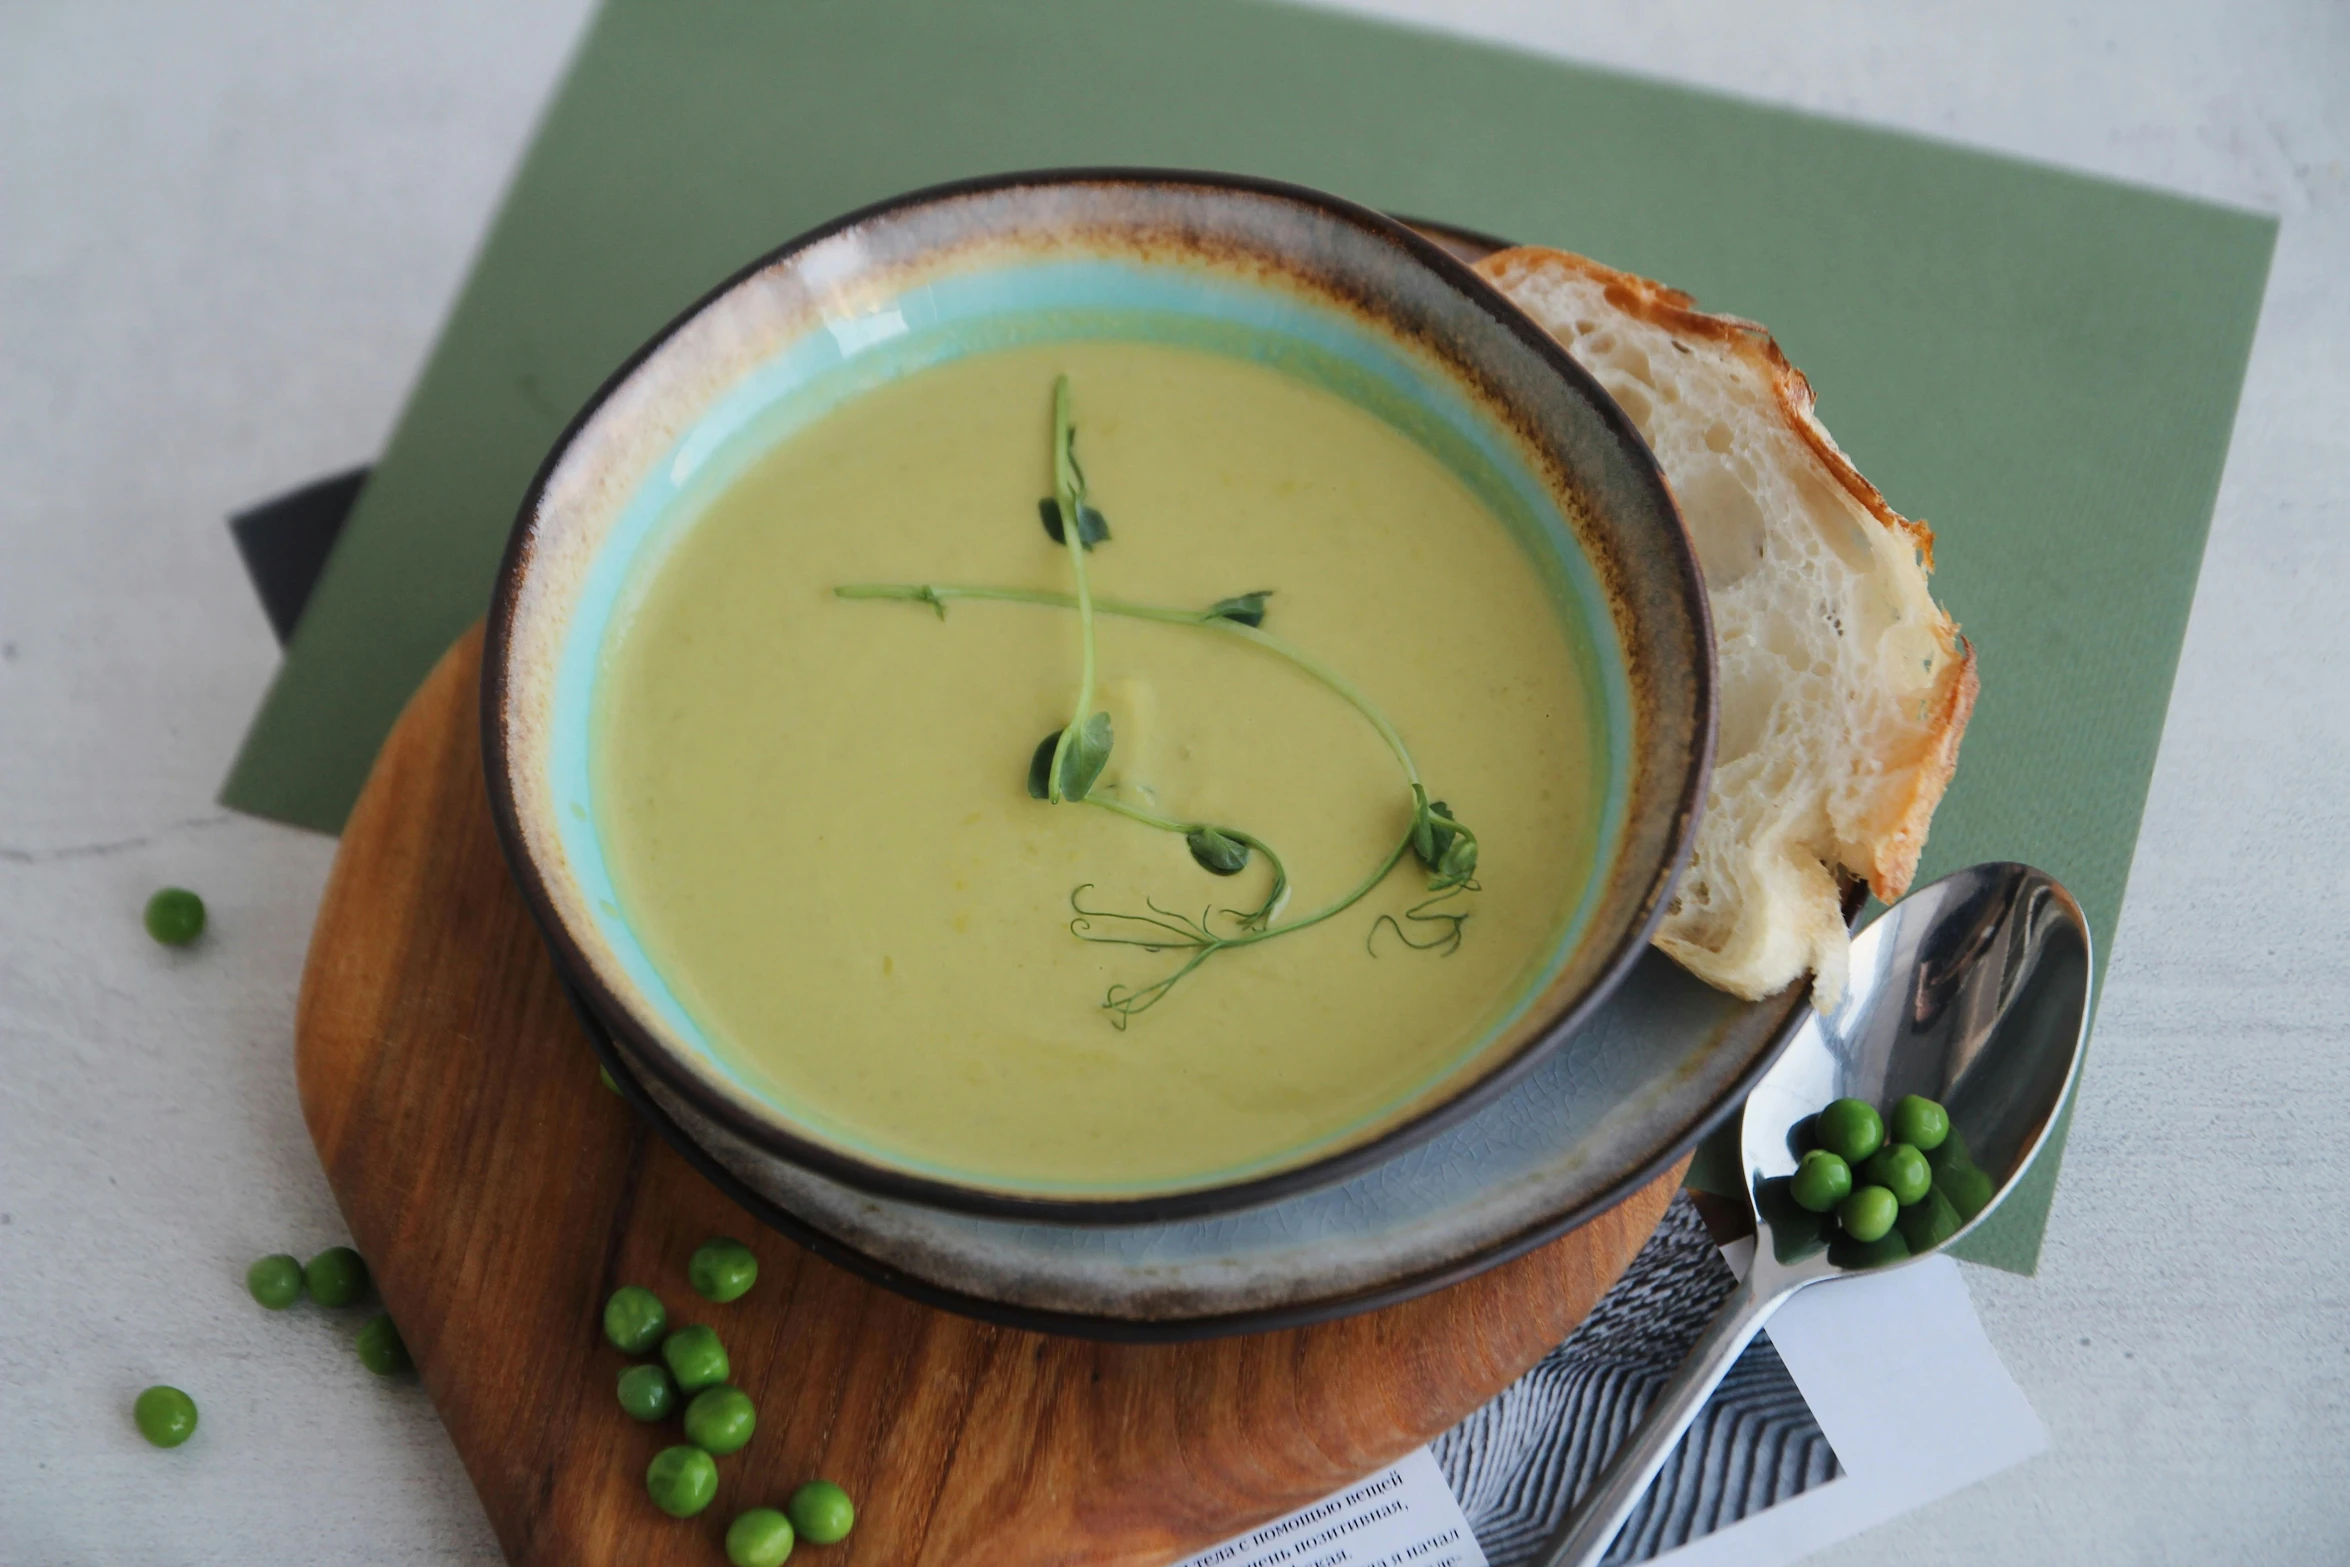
[484,169,1713,1223]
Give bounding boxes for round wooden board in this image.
[295,626,1680,1566]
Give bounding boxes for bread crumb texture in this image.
[1480,248,1977,1009]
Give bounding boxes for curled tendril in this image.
[1367,880,1479,959]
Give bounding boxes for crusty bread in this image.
[1478,247,1977,1008]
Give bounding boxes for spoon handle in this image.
[1538,1268,1798,1567]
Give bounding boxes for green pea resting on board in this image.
[618,1363,676,1422]
[247,1253,304,1310]
[305,1246,369,1308]
[727,1507,797,1567]
[133,1385,198,1448]
[787,1480,856,1545]
[662,1324,729,1395]
[689,1237,759,1304]
[356,1313,411,1376]
[684,1384,758,1456]
[604,1285,667,1354]
[143,886,206,946]
[646,1444,720,1518]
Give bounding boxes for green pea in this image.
[727,1507,796,1567]
[1862,1143,1933,1206]
[684,1384,757,1456]
[1898,1185,1966,1253]
[356,1313,411,1375]
[1813,1098,1884,1164]
[143,887,207,946]
[617,1363,676,1422]
[1890,1094,1950,1150]
[1788,1150,1852,1213]
[246,1253,304,1309]
[689,1237,760,1305]
[603,1286,667,1355]
[1837,1184,1899,1243]
[662,1324,729,1395]
[646,1444,719,1518]
[133,1385,198,1448]
[305,1246,369,1308]
[788,1480,856,1545]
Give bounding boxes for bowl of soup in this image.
[484,170,1712,1222]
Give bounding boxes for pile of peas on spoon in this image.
[601,1238,859,1560]
[1790,1093,1993,1262]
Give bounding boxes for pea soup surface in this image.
[595,339,1601,1189]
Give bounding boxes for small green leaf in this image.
[1038,498,1110,549]
[1057,711,1114,801]
[1026,730,1061,800]
[1438,832,1478,881]
[1206,590,1273,628]
[1185,827,1251,876]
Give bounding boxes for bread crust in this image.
[1477,244,1975,920]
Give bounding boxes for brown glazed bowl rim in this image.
[482,167,1715,1225]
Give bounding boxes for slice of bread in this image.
[1478,247,1977,1008]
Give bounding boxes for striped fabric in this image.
[1435,1194,1840,1564]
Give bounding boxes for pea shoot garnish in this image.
[834,374,1482,1024]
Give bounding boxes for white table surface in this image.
[2,2,2343,1561]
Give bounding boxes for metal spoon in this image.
[1541,861,2093,1567]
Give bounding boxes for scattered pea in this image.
[684,1384,757,1456]
[1837,1184,1899,1244]
[246,1253,305,1310]
[143,887,206,946]
[305,1246,369,1308]
[1890,1094,1951,1151]
[1813,1098,1884,1164]
[604,1286,667,1355]
[1862,1143,1932,1207]
[661,1324,729,1395]
[647,1444,720,1518]
[1788,1149,1852,1214]
[727,1507,797,1567]
[617,1363,676,1422]
[357,1313,411,1375]
[133,1385,198,1448]
[689,1237,760,1304]
[787,1479,856,1545]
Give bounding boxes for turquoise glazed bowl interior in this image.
[485,170,1712,1222]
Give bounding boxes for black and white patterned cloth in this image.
[1435,1194,1839,1564]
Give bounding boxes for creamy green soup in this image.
[594,339,1600,1188]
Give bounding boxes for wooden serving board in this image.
[295,626,1679,1566]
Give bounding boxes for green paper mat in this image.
[221,0,2274,1273]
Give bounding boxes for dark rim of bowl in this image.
[484,166,1715,1226]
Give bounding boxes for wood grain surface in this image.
[295,626,1680,1567]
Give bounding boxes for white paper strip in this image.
[1175,1447,1490,1567]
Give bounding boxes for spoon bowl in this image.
[1745,860,2092,1283]
[1545,861,2092,1566]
